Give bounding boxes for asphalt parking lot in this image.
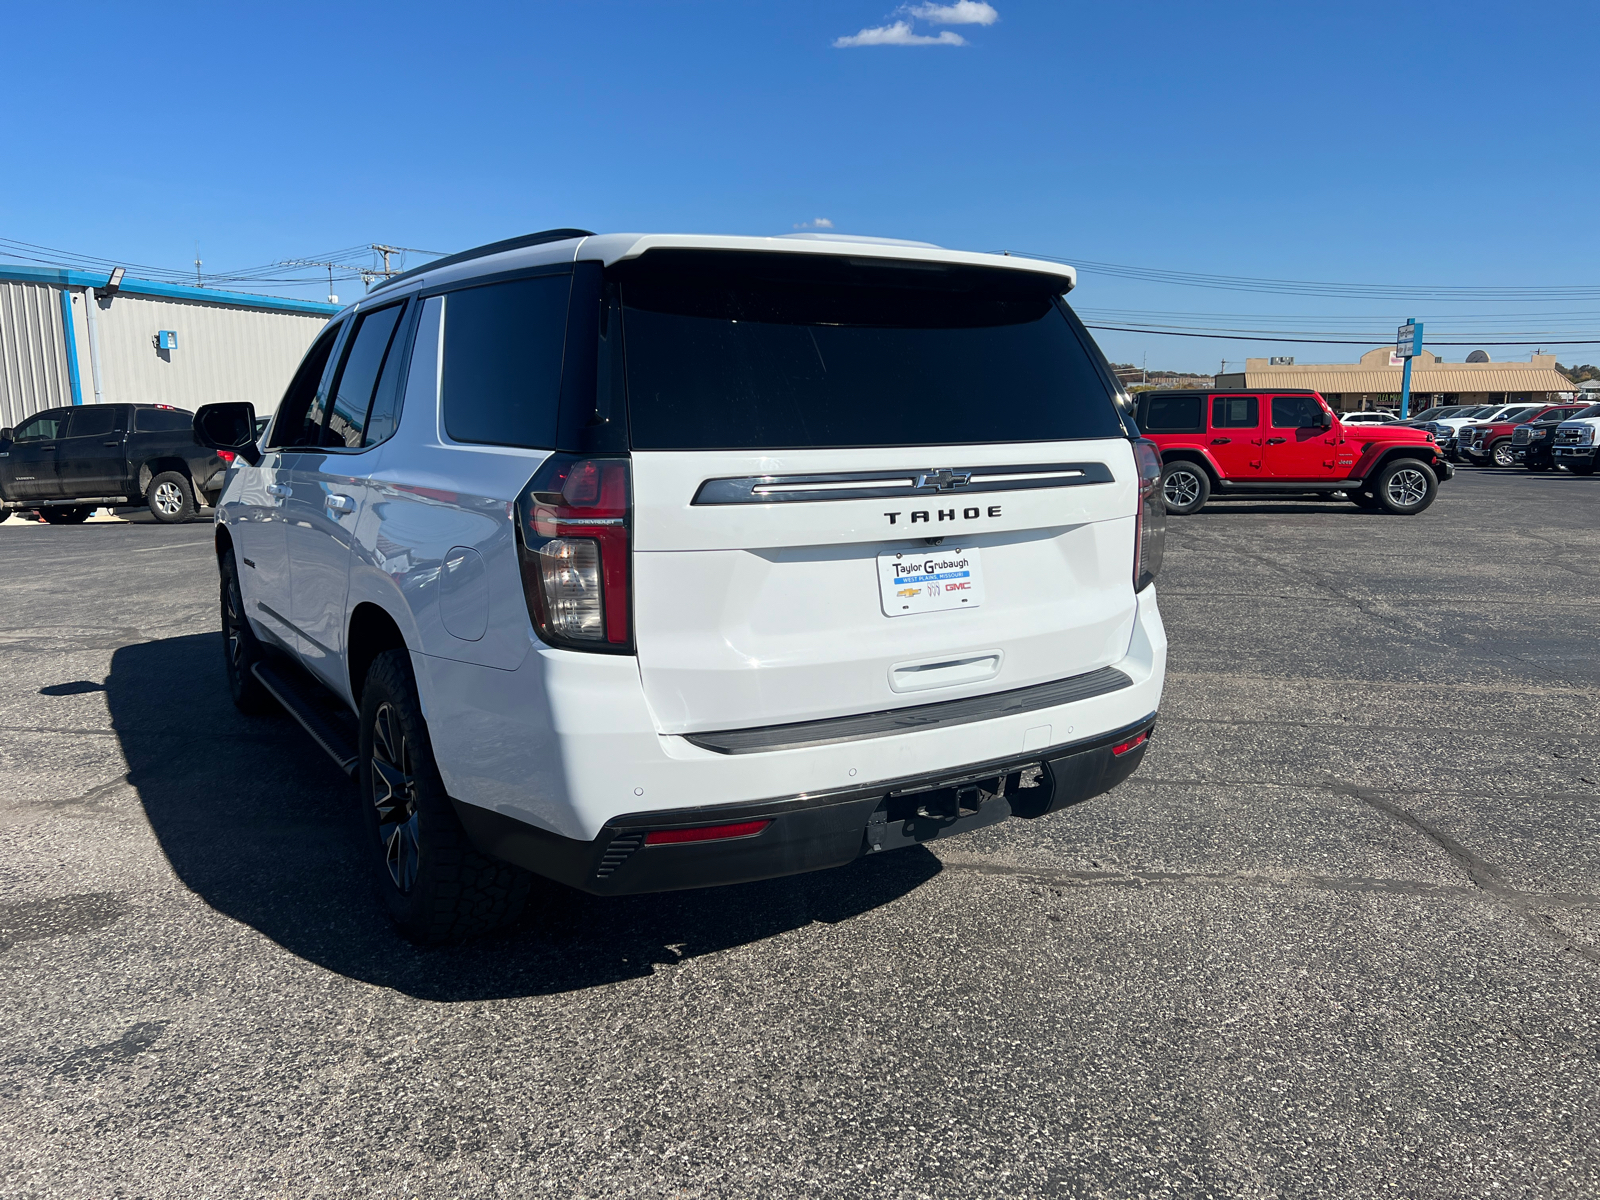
[2,468,1598,1199]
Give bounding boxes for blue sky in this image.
[5,0,1597,372]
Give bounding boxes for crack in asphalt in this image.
[1329,780,1600,966]
[941,859,1600,912]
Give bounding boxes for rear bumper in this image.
[414,585,1166,844]
[451,714,1156,895]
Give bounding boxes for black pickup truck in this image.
[0,403,231,524]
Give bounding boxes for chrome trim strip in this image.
[692,461,1115,506]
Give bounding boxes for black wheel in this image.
[1160,462,1210,515]
[41,506,90,525]
[1569,459,1596,476]
[147,471,194,523]
[220,550,272,714]
[1526,458,1550,472]
[1373,459,1438,514]
[1490,440,1516,468]
[358,649,532,944]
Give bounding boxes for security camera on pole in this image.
[1396,319,1423,419]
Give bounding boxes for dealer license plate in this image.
[878,546,984,617]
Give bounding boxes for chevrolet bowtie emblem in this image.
[916,469,971,491]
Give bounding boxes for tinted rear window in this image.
[616,253,1121,450]
[135,407,195,433]
[67,406,119,438]
[1139,394,1204,433]
[441,274,572,448]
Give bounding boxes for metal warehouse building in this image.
[0,265,336,430]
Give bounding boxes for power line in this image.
[1022,250,1600,303]
[1082,324,1600,347]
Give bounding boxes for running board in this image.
[252,660,360,777]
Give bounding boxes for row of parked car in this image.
[1403,401,1600,473]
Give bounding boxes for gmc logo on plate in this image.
[883,506,1002,526]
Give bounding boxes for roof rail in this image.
[370,228,594,293]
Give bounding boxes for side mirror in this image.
[0,428,11,448]
[1320,410,1333,429]
[194,402,262,466]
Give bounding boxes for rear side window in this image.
[441,274,572,448]
[133,407,192,433]
[1140,394,1204,433]
[1212,396,1258,428]
[68,407,121,438]
[324,301,408,449]
[1271,395,1325,428]
[616,253,1121,450]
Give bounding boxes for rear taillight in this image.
[1132,439,1165,593]
[514,454,632,652]
[217,450,236,464]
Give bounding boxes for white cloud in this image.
[834,20,967,47]
[793,218,835,229]
[906,1,999,25]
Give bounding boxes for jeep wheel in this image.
[220,550,272,714]
[1160,462,1210,515]
[1491,440,1516,468]
[1374,459,1438,515]
[41,506,91,525]
[147,471,194,523]
[358,649,533,944]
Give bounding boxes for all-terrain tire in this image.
[147,471,195,523]
[42,506,91,524]
[358,649,533,944]
[1373,459,1439,515]
[1160,462,1211,515]
[220,550,273,714]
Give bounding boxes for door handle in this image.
[324,494,355,513]
[39,445,57,451]
[1210,437,1231,444]
[102,440,120,447]
[266,483,291,497]
[1266,437,1287,444]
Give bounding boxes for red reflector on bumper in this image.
[1112,732,1149,757]
[644,820,771,846]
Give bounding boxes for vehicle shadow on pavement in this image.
[108,633,940,1001]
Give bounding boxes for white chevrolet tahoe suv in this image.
[194,230,1168,943]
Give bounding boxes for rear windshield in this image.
[616,252,1122,450]
[135,407,195,433]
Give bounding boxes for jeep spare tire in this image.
[1373,459,1438,515]
[1160,462,1210,516]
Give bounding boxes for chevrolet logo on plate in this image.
[916,469,971,491]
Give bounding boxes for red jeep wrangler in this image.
[1133,389,1453,516]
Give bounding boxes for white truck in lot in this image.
[194,230,1168,943]
[1552,403,1600,474]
